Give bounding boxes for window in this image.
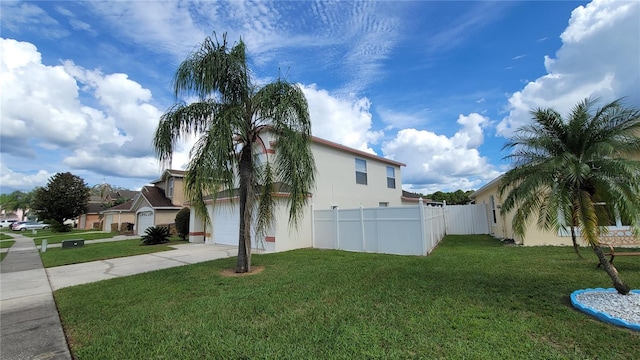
[490,195,497,225]
[379,202,389,207]
[386,166,396,188]
[355,158,367,185]
[167,178,174,198]
[595,203,631,227]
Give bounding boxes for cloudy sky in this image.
[1,0,638,194]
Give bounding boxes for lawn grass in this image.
[0,240,15,248]
[31,232,119,246]
[55,235,640,359]
[0,233,14,240]
[0,252,6,261]
[40,239,187,268]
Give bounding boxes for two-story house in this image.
[188,132,406,252]
[100,170,186,235]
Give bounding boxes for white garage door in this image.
[137,211,154,236]
[213,205,240,246]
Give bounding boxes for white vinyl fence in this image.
[313,199,446,256]
[313,200,489,256]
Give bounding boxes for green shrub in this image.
[49,220,72,233]
[175,207,190,241]
[141,226,170,245]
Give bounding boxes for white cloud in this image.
[302,84,382,154]
[382,113,501,193]
[0,165,53,191]
[0,2,69,39]
[0,38,179,186]
[1,38,88,148]
[497,0,640,136]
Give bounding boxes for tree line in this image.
[416,189,475,205]
[0,173,131,232]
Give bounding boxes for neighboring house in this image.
[78,190,137,230]
[78,202,104,230]
[189,133,407,252]
[401,190,438,206]
[471,175,640,247]
[100,199,136,232]
[126,170,186,235]
[104,190,138,207]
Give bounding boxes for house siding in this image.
[190,132,405,252]
[472,176,640,247]
[310,140,403,209]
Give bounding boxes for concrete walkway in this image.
[46,243,237,290]
[1,233,237,359]
[1,233,72,360]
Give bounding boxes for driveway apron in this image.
[0,233,71,360]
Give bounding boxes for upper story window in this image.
[386,166,396,189]
[355,158,367,185]
[167,178,174,198]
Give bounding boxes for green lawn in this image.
[0,240,15,249]
[32,232,119,246]
[41,239,186,268]
[55,235,639,359]
[0,233,14,240]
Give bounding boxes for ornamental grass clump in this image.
[141,226,170,245]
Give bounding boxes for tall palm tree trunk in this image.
[591,244,630,295]
[569,225,583,259]
[236,146,253,273]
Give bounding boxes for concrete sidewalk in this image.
[1,232,237,359]
[0,233,71,360]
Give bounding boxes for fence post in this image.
[333,206,340,250]
[419,198,427,255]
[311,203,315,249]
[442,200,448,235]
[360,205,366,252]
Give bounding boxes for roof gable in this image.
[151,169,186,184]
[137,186,181,209]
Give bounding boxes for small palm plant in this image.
[500,97,640,294]
[141,226,170,245]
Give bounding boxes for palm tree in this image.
[153,33,315,273]
[499,98,640,295]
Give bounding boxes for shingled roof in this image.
[139,186,181,208]
[101,199,134,213]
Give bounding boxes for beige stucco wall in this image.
[271,201,313,252]
[473,177,639,247]
[101,212,135,232]
[154,209,180,226]
[309,142,403,209]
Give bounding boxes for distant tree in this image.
[0,190,34,220]
[91,182,130,209]
[175,207,190,241]
[499,98,640,295]
[32,172,91,231]
[424,190,473,205]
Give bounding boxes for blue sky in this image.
[1,0,638,194]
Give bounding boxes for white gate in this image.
[444,204,490,234]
